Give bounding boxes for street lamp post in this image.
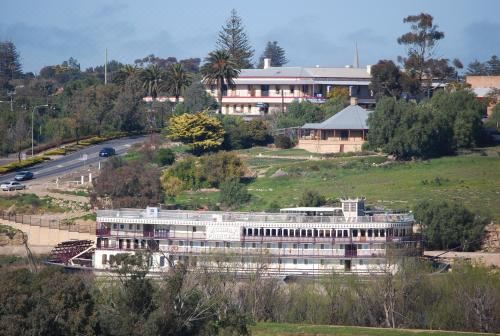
[32,105,48,157]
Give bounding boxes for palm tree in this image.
[201,50,240,113]
[114,64,140,86]
[165,63,191,105]
[141,64,165,98]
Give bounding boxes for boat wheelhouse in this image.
[91,198,421,276]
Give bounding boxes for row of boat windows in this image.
[98,238,385,250]
[156,256,378,267]
[105,225,409,238]
[100,253,381,267]
[243,228,410,238]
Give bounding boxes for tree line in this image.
[0,8,289,157]
[0,256,498,335]
[365,13,495,159]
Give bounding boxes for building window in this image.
[216,242,220,248]
[192,226,197,232]
[160,256,165,267]
[320,259,325,265]
[320,244,325,250]
[200,241,205,247]
[189,241,193,247]
[275,85,281,94]
[266,243,271,249]
[102,254,107,265]
[261,85,269,97]
[136,224,141,230]
[290,85,295,94]
[304,259,308,265]
[120,224,124,230]
[359,259,364,265]
[304,244,308,249]
[252,243,256,248]
[278,242,282,249]
[113,224,117,229]
[179,241,184,246]
[128,224,133,230]
[293,259,297,265]
[293,243,297,249]
[278,258,282,264]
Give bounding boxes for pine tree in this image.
[216,9,254,69]
[0,41,22,93]
[486,55,500,75]
[258,41,289,68]
[0,41,22,80]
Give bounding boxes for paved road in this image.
[0,135,147,182]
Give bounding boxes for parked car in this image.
[1,181,26,191]
[99,147,116,157]
[14,171,34,181]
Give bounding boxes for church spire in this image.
[354,42,359,68]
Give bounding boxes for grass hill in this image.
[174,146,500,221]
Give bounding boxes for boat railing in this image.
[97,209,413,224]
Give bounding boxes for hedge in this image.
[43,148,66,156]
[0,156,50,174]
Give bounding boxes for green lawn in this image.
[173,147,500,220]
[251,322,493,336]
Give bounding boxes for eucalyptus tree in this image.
[201,50,240,113]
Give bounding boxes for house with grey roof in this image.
[297,99,372,153]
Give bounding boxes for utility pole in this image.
[104,48,108,85]
[32,105,48,157]
[281,89,284,114]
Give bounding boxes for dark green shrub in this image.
[299,190,326,207]
[414,200,488,251]
[219,179,250,208]
[274,135,293,149]
[154,148,175,166]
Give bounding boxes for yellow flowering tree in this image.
[167,111,225,154]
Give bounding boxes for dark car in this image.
[14,171,34,181]
[99,147,116,157]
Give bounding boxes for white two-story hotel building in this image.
[206,59,375,116]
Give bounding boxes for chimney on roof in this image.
[263,58,271,69]
[350,97,359,106]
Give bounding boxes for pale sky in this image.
[2,0,499,73]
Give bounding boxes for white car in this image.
[1,181,26,191]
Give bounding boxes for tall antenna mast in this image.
[104,48,108,85]
[354,42,359,68]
